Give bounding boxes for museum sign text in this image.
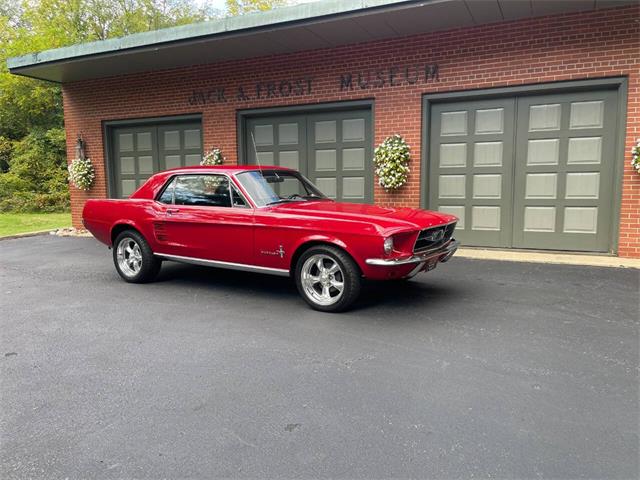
[187,63,439,106]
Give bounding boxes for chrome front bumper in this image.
[365,239,459,267]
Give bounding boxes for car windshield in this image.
[235,170,329,207]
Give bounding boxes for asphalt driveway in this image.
[1,235,638,479]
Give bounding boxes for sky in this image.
[200,0,226,12]
[194,0,320,17]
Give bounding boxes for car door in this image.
[155,174,254,264]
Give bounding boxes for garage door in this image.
[111,122,202,198]
[428,89,618,253]
[245,110,373,203]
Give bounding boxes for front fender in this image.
[289,233,378,275]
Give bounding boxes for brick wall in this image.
[62,5,640,257]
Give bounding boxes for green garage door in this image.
[245,109,373,203]
[428,89,618,253]
[112,122,202,198]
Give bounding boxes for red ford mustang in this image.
[83,166,458,312]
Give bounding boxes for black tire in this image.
[294,245,361,312]
[112,229,161,283]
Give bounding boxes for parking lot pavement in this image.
[0,235,638,479]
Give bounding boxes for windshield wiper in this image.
[265,199,294,206]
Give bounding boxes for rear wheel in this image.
[113,230,161,283]
[295,245,361,312]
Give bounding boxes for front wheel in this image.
[295,246,361,312]
[113,230,161,283]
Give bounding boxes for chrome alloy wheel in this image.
[301,254,345,306]
[116,237,143,278]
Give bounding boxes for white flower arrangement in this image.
[201,147,225,166]
[373,134,411,191]
[68,157,95,191]
[631,138,640,174]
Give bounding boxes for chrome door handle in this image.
[166,208,180,215]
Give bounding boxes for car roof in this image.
[162,165,293,175]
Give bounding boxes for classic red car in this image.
[83,166,458,312]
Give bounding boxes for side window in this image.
[231,184,248,207]
[157,177,176,204]
[173,175,231,207]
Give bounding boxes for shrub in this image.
[0,127,70,212]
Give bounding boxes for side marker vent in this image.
[153,222,168,242]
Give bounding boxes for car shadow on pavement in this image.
[355,280,458,312]
[155,261,462,313]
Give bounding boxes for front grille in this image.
[414,222,456,253]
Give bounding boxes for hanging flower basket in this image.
[201,148,225,166]
[68,157,95,191]
[373,134,411,191]
[631,138,640,175]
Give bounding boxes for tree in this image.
[225,0,288,17]
[0,0,217,212]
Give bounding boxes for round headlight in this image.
[383,236,394,255]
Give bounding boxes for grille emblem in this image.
[425,229,444,242]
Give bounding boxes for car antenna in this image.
[250,131,264,175]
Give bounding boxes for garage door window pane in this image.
[315,178,336,198]
[570,101,603,129]
[120,157,135,174]
[563,207,598,234]
[474,142,503,167]
[119,134,134,152]
[315,121,336,143]
[343,177,365,199]
[279,151,299,170]
[164,131,180,150]
[137,132,152,151]
[343,148,365,170]
[316,150,337,171]
[529,104,561,131]
[472,206,500,231]
[184,129,201,149]
[254,125,274,146]
[138,156,153,174]
[440,144,467,168]
[185,154,201,166]
[475,108,503,134]
[439,175,466,199]
[121,179,136,197]
[527,139,559,165]
[342,119,365,142]
[441,111,467,136]
[279,123,298,145]
[568,137,602,164]
[165,155,181,169]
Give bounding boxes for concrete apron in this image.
[456,248,640,269]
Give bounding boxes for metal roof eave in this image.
[7,0,635,84]
[6,0,415,80]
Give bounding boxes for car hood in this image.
[271,200,457,234]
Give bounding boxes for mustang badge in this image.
[260,245,285,258]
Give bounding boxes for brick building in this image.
[8,0,640,257]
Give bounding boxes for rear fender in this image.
[109,220,147,248]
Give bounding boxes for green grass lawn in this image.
[0,212,72,237]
